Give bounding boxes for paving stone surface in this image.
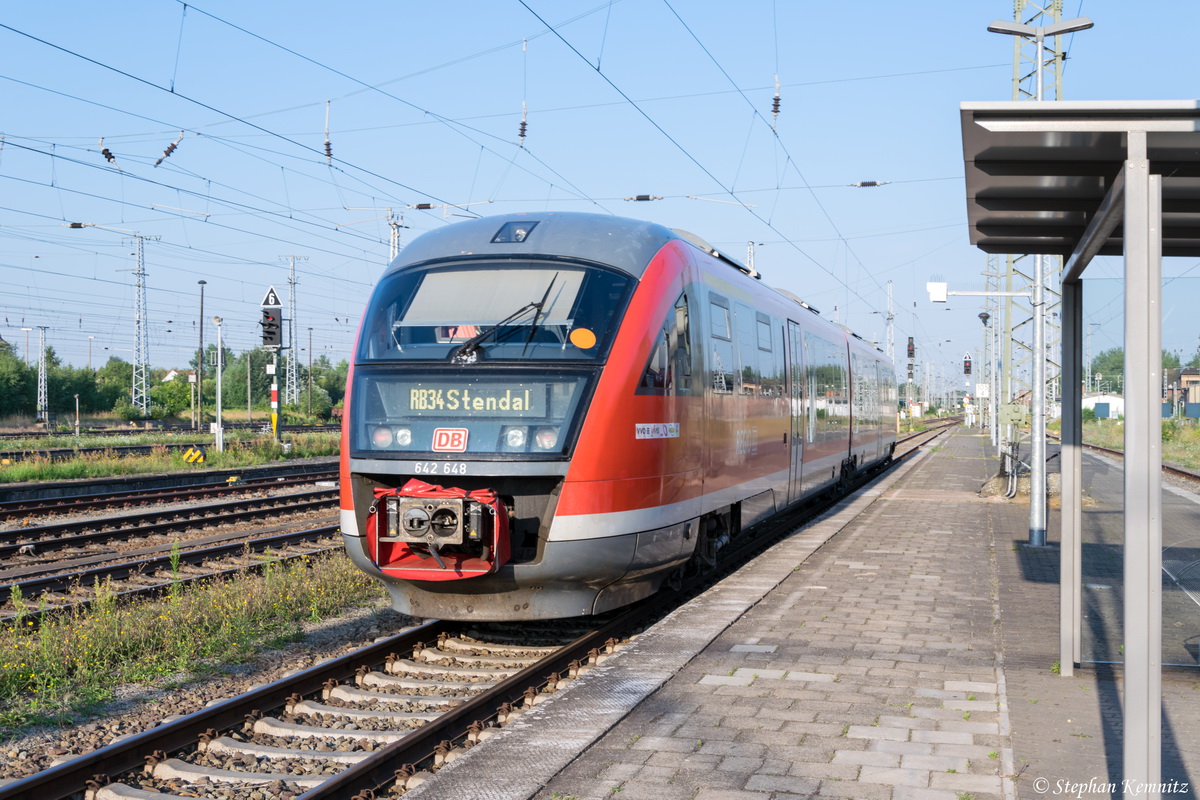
[405,428,1200,800]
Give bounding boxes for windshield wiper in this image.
[521,274,558,356]
[452,302,537,364]
[451,275,560,364]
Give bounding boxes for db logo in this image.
[432,428,468,452]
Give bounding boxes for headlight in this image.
[504,427,527,448]
[534,427,559,450]
[371,426,394,448]
[394,427,412,447]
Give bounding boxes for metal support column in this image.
[1030,251,1048,546]
[1123,130,1162,799]
[1060,278,1083,676]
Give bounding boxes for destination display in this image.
[406,383,548,417]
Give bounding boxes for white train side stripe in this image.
[548,466,791,541]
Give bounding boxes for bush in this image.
[112,398,141,422]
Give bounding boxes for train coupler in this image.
[367,479,511,581]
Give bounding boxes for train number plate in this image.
[414,461,468,475]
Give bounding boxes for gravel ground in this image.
[0,598,421,782]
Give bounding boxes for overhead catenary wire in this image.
[519,0,885,320]
[0,4,1006,372]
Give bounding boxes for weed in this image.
[957,794,974,800]
[0,432,340,485]
[9,585,26,625]
[1050,660,1061,675]
[988,751,999,760]
[168,542,183,604]
[0,551,383,732]
[967,693,976,701]
[962,712,971,720]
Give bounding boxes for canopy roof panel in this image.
[960,100,1200,257]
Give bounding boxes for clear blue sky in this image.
[2,0,1198,386]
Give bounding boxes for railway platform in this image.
[406,426,1200,800]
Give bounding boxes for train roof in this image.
[389,211,754,280]
[389,212,675,277]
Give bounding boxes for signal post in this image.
[260,286,283,442]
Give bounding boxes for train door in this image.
[787,320,805,504]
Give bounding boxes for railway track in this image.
[1047,430,1200,486]
[0,470,337,522]
[2,526,343,625]
[0,609,644,799]
[0,422,959,799]
[0,425,340,464]
[0,441,233,465]
[0,424,340,442]
[1,485,340,623]
[0,488,338,560]
[896,417,960,455]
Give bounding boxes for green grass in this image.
[1077,418,1200,471]
[0,431,339,484]
[0,550,384,733]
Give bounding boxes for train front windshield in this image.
[350,260,633,459]
[356,262,632,364]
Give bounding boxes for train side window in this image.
[671,293,692,393]
[709,294,734,393]
[709,295,731,340]
[735,302,758,395]
[760,320,785,397]
[804,331,849,443]
[756,315,772,351]
[637,292,692,395]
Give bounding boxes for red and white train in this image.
[339,212,896,620]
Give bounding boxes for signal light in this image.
[261,308,282,347]
[907,337,915,359]
[964,357,972,375]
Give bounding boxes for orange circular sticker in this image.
[569,328,597,349]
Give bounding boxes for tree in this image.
[316,358,349,407]
[151,374,193,418]
[95,356,134,412]
[0,341,34,418]
[1090,347,1123,381]
[1089,347,1182,392]
[1090,347,1181,375]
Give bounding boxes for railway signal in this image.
[261,308,282,347]
[963,354,972,375]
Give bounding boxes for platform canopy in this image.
[958,98,1200,800]
[961,99,1200,258]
